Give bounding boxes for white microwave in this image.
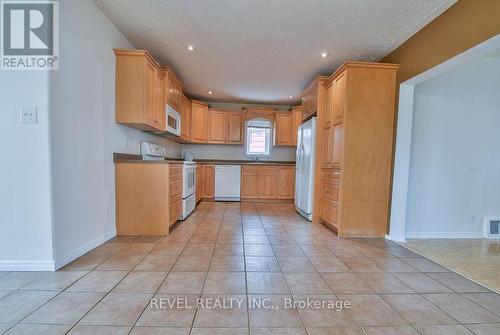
[166,104,181,136]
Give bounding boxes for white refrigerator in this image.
[295,117,316,221]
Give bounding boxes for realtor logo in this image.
[1,0,58,70]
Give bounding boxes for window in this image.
[246,118,271,156]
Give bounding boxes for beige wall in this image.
[382,0,500,84]
[382,0,500,233]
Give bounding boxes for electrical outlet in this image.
[20,106,37,124]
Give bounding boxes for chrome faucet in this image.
[252,157,260,163]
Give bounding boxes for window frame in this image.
[245,118,272,157]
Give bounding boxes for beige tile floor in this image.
[402,239,500,294]
[0,203,499,334]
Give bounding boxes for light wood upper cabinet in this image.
[206,110,244,145]
[301,80,318,121]
[323,79,335,129]
[180,94,191,142]
[145,62,156,127]
[114,49,166,132]
[301,76,328,124]
[291,106,302,146]
[154,68,166,131]
[207,110,227,144]
[274,112,293,146]
[226,112,244,144]
[274,109,302,147]
[277,166,295,199]
[322,81,335,168]
[162,66,183,113]
[332,72,346,124]
[201,164,215,199]
[190,100,208,143]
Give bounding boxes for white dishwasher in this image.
[215,165,241,201]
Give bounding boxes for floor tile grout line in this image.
[155,203,210,334]
[260,204,310,335]
[304,247,370,335]
[459,291,500,319]
[6,253,139,334]
[0,269,91,332]
[188,202,227,334]
[396,242,500,294]
[285,205,372,335]
[378,293,460,333]
[289,212,409,335]
[418,291,496,330]
[335,258,464,332]
[324,251,448,334]
[241,203,251,335]
[62,238,172,334]
[65,205,206,334]
[6,250,132,332]
[2,203,499,334]
[384,239,500,329]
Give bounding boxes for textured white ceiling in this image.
[94,0,456,104]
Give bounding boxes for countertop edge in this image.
[113,153,295,165]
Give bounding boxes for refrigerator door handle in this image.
[300,144,304,174]
[296,145,303,174]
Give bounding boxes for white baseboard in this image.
[0,261,56,271]
[385,234,407,242]
[405,231,483,239]
[54,230,116,270]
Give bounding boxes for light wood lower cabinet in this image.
[169,164,183,226]
[201,164,215,199]
[258,173,278,199]
[196,164,202,203]
[241,173,259,199]
[320,199,339,229]
[291,106,302,146]
[277,166,295,199]
[241,165,294,201]
[115,162,172,235]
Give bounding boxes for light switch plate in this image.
[20,106,37,124]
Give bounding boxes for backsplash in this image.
[182,102,297,162]
[182,143,296,162]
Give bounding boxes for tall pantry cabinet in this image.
[319,62,398,238]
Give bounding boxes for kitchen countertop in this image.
[194,159,295,165]
[113,153,295,165]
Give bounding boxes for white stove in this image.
[141,141,167,160]
[140,142,197,221]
